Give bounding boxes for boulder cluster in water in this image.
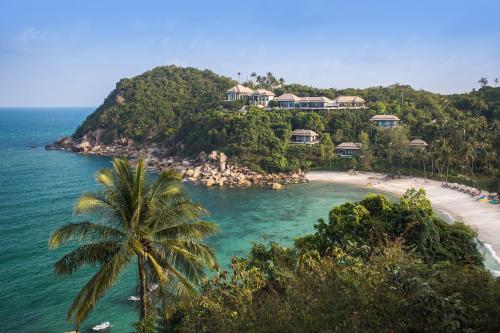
[46,136,306,189]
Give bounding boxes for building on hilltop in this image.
[334,96,366,108]
[226,85,366,110]
[370,114,400,128]
[299,96,335,110]
[274,93,302,108]
[226,84,254,101]
[250,89,275,107]
[409,139,428,148]
[291,129,319,145]
[335,142,362,157]
[275,94,336,110]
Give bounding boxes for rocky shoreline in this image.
[46,137,307,189]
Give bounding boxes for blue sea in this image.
[0,108,497,332]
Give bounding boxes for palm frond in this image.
[54,241,121,275]
[96,168,113,186]
[147,202,208,229]
[48,222,124,249]
[147,248,196,293]
[154,221,218,240]
[148,169,182,198]
[74,192,112,215]
[68,246,131,323]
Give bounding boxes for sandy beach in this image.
[306,171,500,266]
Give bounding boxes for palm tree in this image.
[237,72,241,83]
[478,77,488,88]
[495,78,499,87]
[250,72,257,83]
[49,157,217,330]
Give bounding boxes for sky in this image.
[0,0,499,107]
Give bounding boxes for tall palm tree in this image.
[478,77,488,88]
[49,157,217,330]
[250,72,257,83]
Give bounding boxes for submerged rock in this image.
[272,183,283,190]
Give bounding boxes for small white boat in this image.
[128,295,140,301]
[92,321,111,331]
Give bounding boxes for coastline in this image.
[306,171,500,268]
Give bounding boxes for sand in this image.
[306,171,500,265]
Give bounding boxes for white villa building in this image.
[226,84,254,101]
[334,96,366,108]
[275,93,336,110]
[250,89,275,107]
[335,142,362,157]
[370,115,400,128]
[291,129,319,145]
[226,84,365,110]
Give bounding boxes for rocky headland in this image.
[46,136,306,189]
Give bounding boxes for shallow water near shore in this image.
[0,108,498,332]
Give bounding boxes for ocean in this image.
[0,108,498,332]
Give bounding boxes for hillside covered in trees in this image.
[73,65,500,190]
[166,190,500,333]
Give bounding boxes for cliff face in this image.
[73,65,235,143]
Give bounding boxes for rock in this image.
[116,94,125,104]
[209,150,218,161]
[272,183,283,190]
[219,152,227,163]
[197,151,207,163]
[75,140,91,153]
[185,168,195,177]
[219,162,226,172]
[181,160,191,167]
[218,180,224,187]
[204,178,215,187]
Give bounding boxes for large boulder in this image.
[219,152,227,163]
[75,140,91,153]
[209,150,218,161]
[272,183,283,190]
[197,151,208,163]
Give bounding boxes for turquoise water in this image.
[0,108,389,332]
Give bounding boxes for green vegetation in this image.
[48,157,217,331]
[169,190,500,333]
[75,66,500,190]
[74,65,235,142]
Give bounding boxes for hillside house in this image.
[370,115,400,128]
[226,84,254,101]
[291,129,319,145]
[334,96,366,108]
[335,142,362,157]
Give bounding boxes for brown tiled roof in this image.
[409,139,428,146]
[370,114,400,121]
[292,129,318,136]
[275,93,302,102]
[335,96,365,103]
[336,142,362,149]
[226,84,253,94]
[252,89,275,96]
[299,96,332,103]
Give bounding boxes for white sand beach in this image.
[306,171,500,266]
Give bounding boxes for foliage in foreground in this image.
[48,157,217,330]
[169,190,500,333]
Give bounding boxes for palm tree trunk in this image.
[138,256,148,320]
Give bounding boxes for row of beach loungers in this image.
[441,183,499,205]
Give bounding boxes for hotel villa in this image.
[226,84,366,110]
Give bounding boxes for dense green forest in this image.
[165,189,500,333]
[74,65,500,190]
